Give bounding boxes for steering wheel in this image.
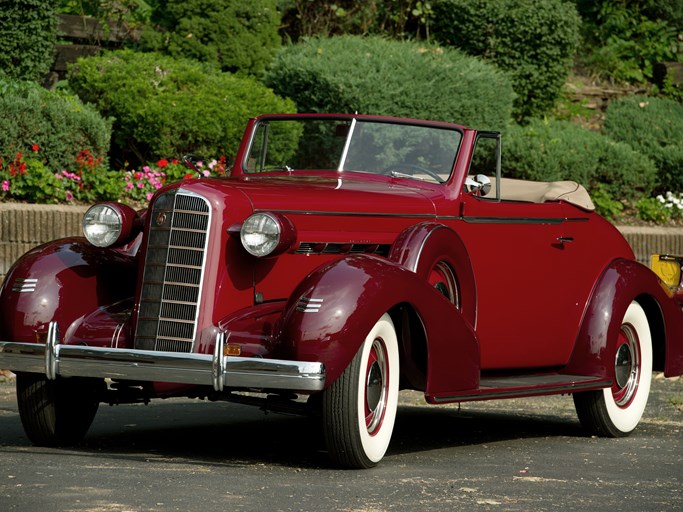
[381,163,444,183]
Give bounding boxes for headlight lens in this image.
[83,204,123,247]
[240,213,281,257]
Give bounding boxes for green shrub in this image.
[0,78,112,175]
[602,96,683,194]
[139,0,280,75]
[0,0,58,82]
[590,183,625,220]
[264,36,514,131]
[503,118,657,203]
[430,0,581,121]
[67,50,296,166]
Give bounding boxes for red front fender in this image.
[279,255,480,392]
[0,238,137,343]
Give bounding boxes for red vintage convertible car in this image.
[1,114,682,468]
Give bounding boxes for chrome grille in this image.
[134,189,211,353]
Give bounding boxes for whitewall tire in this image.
[323,313,400,468]
[573,301,653,437]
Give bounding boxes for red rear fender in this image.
[567,258,683,378]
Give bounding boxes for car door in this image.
[450,133,628,370]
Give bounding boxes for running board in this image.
[427,374,612,404]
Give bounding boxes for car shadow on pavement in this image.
[1,381,587,469]
[34,398,583,469]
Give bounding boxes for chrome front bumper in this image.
[0,323,325,393]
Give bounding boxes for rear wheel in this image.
[427,260,459,306]
[573,302,653,437]
[323,313,399,468]
[16,373,103,446]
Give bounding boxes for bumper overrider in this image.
[0,322,326,392]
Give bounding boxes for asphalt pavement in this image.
[0,372,681,511]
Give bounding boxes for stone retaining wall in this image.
[0,203,88,281]
[1,203,683,283]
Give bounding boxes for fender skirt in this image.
[280,254,480,394]
[566,258,683,378]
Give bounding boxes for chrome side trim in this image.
[0,325,325,393]
[296,297,323,313]
[11,278,38,293]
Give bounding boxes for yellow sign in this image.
[651,254,683,288]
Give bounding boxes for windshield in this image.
[243,118,462,183]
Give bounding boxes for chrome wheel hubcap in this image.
[613,324,640,407]
[365,339,388,434]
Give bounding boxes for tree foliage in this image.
[139,0,280,75]
[574,0,683,85]
[279,0,433,41]
[0,0,58,82]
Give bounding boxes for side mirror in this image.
[465,174,492,196]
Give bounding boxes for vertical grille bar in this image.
[134,189,211,353]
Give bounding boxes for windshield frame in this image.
[238,114,465,184]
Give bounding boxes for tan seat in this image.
[492,177,595,211]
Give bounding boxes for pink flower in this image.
[208,159,217,169]
[1,180,9,192]
[125,182,134,191]
[65,191,73,201]
[137,182,144,189]
[146,192,154,201]
[202,170,210,177]
[54,173,62,179]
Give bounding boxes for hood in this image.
[182,174,438,217]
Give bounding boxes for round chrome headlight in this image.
[241,213,281,257]
[83,204,123,247]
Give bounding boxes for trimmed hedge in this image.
[430,0,581,121]
[0,78,112,173]
[602,96,683,194]
[264,36,514,131]
[140,0,281,75]
[67,50,296,165]
[503,118,657,203]
[0,0,58,82]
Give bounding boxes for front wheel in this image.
[573,301,653,437]
[16,373,104,446]
[322,313,400,468]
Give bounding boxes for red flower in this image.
[9,152,27,177]
[183,173,194,180]
[32,144,40,152]
[157,159,169,168]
